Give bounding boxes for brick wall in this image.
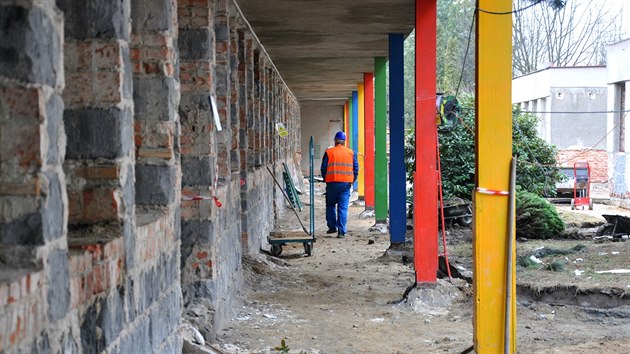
[557,149,609,192]
[1,0,301,351]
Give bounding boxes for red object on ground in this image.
[572,161,591,210]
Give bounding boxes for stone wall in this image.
[1,0,301,352]
[177,0,301,338]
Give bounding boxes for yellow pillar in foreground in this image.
[474,0,516,352]
[358,83,365,198]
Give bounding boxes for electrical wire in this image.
[450,109,629,169]
[521,109,630,114]
[478,0,543,15]
[455,10,475,98]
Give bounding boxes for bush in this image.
[516,190,565,239]
[404,94,563,200]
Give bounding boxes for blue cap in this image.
[334,131,346,141]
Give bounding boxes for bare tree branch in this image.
[512,0,622,76]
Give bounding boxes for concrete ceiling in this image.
[235,0,415,103]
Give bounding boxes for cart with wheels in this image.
[266,137,316,257]
[268,231,315,257]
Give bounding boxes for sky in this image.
[593,0,630,39]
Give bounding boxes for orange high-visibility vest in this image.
[325,145,354,183]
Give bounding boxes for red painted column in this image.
[364,73,375,209]
[414,0,438,283]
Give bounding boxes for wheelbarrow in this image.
[441,203,473,227]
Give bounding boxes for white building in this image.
[607,39,630,201]
[512,66,609,192]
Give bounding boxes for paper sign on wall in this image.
[275,122,288,137]
[209,95,222,131]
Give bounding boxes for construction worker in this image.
[320,131,359,238]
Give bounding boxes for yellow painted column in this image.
[358,83,365,198]
[474,0,516,353]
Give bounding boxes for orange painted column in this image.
[364,73,375,209]
[414,0,438,283]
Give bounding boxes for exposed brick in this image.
[0,117,42,175]
[74,166,120,180]
[68,187,120,224]
[180,61,213,92]
[557,149,608,183]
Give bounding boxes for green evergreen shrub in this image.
[516,190,565,239]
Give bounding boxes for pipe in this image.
[504,156,517,353]
[436,135,452,281]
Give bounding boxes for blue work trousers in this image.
[325,182,351,234]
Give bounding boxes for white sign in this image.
[209,95,222,131]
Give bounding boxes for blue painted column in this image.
[352,90,359,190]
[389,33,406,244]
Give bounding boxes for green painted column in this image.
[374,57,388,223]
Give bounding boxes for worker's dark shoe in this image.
[326,228,337,234]
[337,232,345,238]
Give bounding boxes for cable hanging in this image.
[478,0,544,15]
[521,109,630,114]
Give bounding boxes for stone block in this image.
[123,218,136,270]
[131,0,174,32]
[184,280,215,302]
[135,164,176,206]
[0,5,61,87]
[149,288,182,352]
[46,247,70,321]
[42,171,65,242]
[178,29,212,60]
[57,0,131,40]
[115,317,149,354]
[0,212,43,245]
[98,287,125,347]
[64,107,133,160]
[143,267,158,306]
[45,93,65,166]
[181,156,215,187]
[133,76,176,122]
[181,220,214,254]
[121,45,133,100]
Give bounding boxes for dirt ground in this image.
[207,183,630,354]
